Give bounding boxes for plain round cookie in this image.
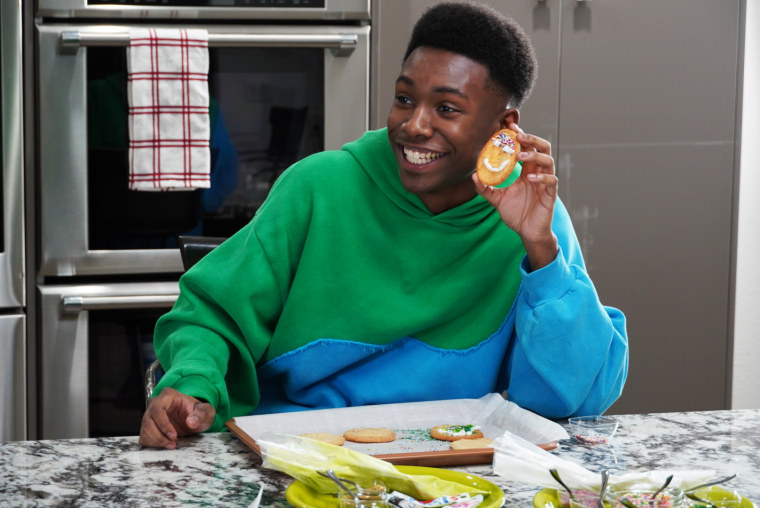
[430,424,485,442]
[343,427,396,443]
[476,128,520,186]
[450,437,494,450]
[299,432,345,446]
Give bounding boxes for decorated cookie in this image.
[476,128,520,186]
[450,437,494,450]
[299,432,345,446]
[430,424,484,442]
[343,427,397,443]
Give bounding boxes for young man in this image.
[139,1,628,449]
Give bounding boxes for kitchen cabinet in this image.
[371,0,740,413]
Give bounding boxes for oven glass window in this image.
[88,308,163,437]
[87,45,324,249]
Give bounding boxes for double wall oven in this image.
[34,0,370,439]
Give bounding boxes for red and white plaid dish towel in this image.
[127,28,210,191]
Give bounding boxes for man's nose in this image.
[405,106,434,137]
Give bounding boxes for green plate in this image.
[285,465,505,508]
[533,488,564,508]
[533,486,755,508]
[690,486,756,507]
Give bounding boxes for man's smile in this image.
[401,145,446,166]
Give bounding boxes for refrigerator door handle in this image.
[61,294,178,313]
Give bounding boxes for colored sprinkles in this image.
[574,433,610,444]
[491,132,516,154]
[615,492,674,507]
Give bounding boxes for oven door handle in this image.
[62,294,179,313]
[59,31,358,56]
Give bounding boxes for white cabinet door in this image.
[557,0,739,413]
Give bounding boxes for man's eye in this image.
[395,95,412,106]
[439,104,458,113]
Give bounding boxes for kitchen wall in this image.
[733,0,760,409]
[372,0,754,412]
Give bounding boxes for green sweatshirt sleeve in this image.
[152,223,286,431]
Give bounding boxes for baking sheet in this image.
[227,393,569,466]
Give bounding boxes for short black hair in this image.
[403,1,537,108]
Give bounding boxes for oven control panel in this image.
[87,0,326,6]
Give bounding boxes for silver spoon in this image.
[549,468,576,501]
[649,474,673,505]
[597,470,609,508]
[685,492,718,508]
[685,474,737,492]
[318,469,356,498]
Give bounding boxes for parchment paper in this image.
[229,393,568,457]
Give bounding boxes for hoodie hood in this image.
[342,128,510,226]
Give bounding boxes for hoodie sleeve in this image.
[151,223,285,431]
[503,199,629,417]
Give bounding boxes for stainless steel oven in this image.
[36,2,370,276]
[38,282,178,439]
[34,0,370,439]
[1,0,26,442]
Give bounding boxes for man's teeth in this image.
[404,147,443,164]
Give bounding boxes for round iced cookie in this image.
[476,128,520,186]
[430,424,484,442]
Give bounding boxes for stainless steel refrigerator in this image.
[1,0,27,442]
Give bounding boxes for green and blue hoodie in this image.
[153,128,629,432]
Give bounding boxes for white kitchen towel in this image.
[127,28,210,190]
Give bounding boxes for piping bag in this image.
[491,431,716,492]
[257,431,488,500]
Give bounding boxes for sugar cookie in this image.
[343,427,396,443]
[299,432,345,446]
[430,424,484,442]
[476,128,520,186]
[450,437,493,450]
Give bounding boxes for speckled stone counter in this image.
[1,409,758,507]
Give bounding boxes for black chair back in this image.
[178,235,226,270]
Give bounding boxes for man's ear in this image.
[500,108,520,129]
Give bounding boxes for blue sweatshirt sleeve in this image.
[504,199,629,418]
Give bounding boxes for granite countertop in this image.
[1,409,759,507]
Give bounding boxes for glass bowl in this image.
[568,415,619,445]
[339,482,388,508]
[558,488,603,507]
[607,486,686,508]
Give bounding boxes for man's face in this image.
[387,46,514,214]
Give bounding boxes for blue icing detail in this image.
[253,310,517,415]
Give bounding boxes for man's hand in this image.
[473,123,559,271]
[139,387,216,449]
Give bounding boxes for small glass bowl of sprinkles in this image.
[568,415,619,445]
[607,487,687,508]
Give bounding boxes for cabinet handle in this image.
[62,294,178,312]
[59,31,357,56]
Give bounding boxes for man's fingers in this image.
[510,122,552,155]
[150,390,182,440]
[139,409,177,449]
[186,401,216,432]
[519,150,555,175]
